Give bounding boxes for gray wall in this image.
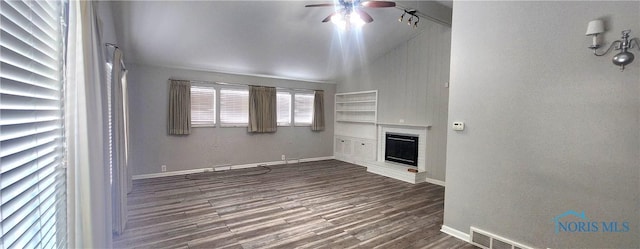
[96,1,118,47]
[444,1,639,248]
[128,64,336,176]
[338,21,451,181]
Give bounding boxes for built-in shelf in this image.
[334,119,377,124]
[335,100,377,104]
[335,90,377,123]
[336,110,376,112]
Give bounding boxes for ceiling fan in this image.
[305,0,396,25]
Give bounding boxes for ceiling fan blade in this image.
[360,1,396,8]
[355,9,374,23]
[321,13,335,22]
[305,3,339,7]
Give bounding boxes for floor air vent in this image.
[470,227,532,249]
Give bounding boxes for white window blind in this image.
[219,87,248,127]
[190,85,216,127]
[276,91,291,126]
[294,92,314,126]
[1,1,67,249]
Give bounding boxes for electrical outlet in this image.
[281,155,286,160]
[452,122,465,131]
[161,165,167,172]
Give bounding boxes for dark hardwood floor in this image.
[113,160,477,249]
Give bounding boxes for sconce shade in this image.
[586,20,604,35]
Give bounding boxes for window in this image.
[191,85,216,127]
[1,1,67,248]
[294,92,314,126]
[276,91,291,126]
[220,87,249,127]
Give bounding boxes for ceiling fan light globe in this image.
[331,14,344,24]
[350,13,366,27]
[331,14,347,30]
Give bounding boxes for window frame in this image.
[190,83,217,128]
[293,91,315,127]
[219,85,250,128]
[276,90,292,127]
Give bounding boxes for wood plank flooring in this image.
[113,160,477,249]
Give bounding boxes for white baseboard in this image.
[440,225,470,242]
[424,177,445,187]
[299,156,334,163]
[132,156,336,180]
[132,168,210,180]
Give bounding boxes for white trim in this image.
[132,156,336,180]
[299,156,335,162]
[132,168,208,180]
[425,177,445,187]
[440,225,470,242]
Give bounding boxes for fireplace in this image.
[384,133,419,166]
[371,124,429,184]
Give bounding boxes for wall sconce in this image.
[586,19,640,71]
[398,9,419,29]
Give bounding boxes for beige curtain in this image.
[312,90,325,131]
[168,80,191,135]
[248,85,277,133]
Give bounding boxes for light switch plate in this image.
[452,122,464,131]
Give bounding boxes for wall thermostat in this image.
[452,122,465,131]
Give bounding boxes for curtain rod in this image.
[169,78,318,92]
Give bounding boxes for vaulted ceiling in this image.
[109,1,451,83]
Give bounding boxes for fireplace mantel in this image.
[376,122,432,129]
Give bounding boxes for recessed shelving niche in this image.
[335,90,377,123]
